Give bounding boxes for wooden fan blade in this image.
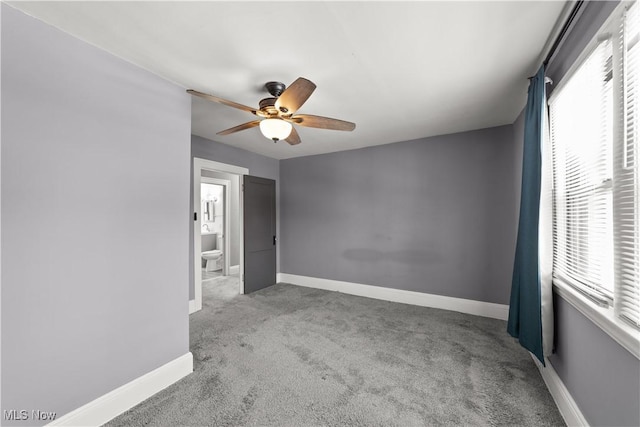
[217,120,261,136]
[187,89,257,115]
[289,114,355,131]
[275,78,316,115]
[285,126,301,145]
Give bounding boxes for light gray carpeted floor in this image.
[108,277,564,426]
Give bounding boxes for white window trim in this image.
[550,0,640,360]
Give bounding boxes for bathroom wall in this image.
[201,234,217,268]
[200,183,223,269]
[201,234,217,251]
[201,183,224,235]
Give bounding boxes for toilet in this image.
[202,234,224,272]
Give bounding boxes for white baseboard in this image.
[531,355,589,427]
[229,264,239,275]
[48,352,193,427]
[277,273,509,320]
[188,299,197,314]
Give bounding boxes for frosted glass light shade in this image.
[259,118,292,141]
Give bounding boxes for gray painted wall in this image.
[1,5,191,425]
[190,135,279,300]
[549,296,640,426]
[280,125,517,304]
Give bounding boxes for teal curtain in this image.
[508,65,546,365]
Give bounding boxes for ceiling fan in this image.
[187,77,355,145]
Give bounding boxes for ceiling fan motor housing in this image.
[265,81,286,97]
[258,97,278,116]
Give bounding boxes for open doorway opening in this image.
[191,158,248,314]
[200,179,229,280]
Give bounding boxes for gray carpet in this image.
[108,277,564,426]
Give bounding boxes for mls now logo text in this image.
[4,410,57,422]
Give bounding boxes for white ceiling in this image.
[8,1,566,160]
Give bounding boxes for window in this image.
[549,1,640,338]
[619,0,640,329]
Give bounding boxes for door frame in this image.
[191,158,248,314]
[200,177,231,276]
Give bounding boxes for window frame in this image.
[548,1,640,359]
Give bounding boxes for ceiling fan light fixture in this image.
[259,118,292,141]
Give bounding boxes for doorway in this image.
[191,158,248,314]
[200,179,229,279]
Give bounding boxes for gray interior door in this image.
[243,175,276,293]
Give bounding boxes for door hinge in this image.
[194,212,197,221]
[273,235,277,245]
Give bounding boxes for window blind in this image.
[616,1,640,327]
[550,38,615,303]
